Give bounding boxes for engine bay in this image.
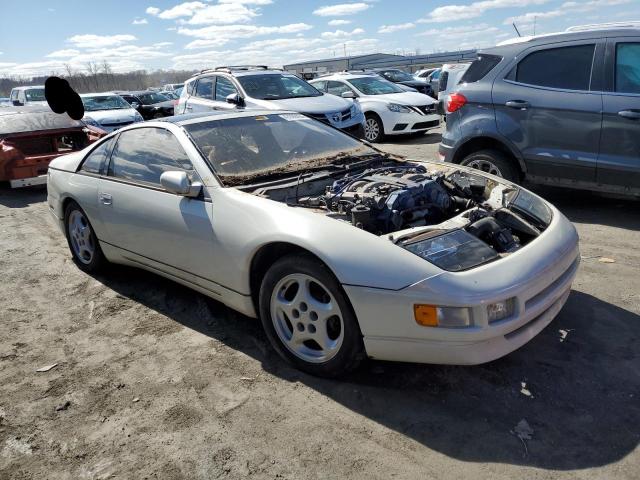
[249,161,552,271]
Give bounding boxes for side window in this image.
[108,128,195,187]
[515,44,595,91]
[195,77,214,99]
[186,79,196,96]
[81,137,116,174]
[215,76,238,100]
[327,81,351,96]
[615,42,640,94]
[313,81,327,92]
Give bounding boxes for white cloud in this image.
[420,0,550,23]
[313,2,370,17]
[184,38,232,49]
[46,49,81,58]
[146,6,160,15]
[67,34,137,48]
[132,18,148,25]
[156,1,207,19]
[328,19,351,26]
[506,0,632,25]
[218,0,273,3]
[417,23,499,39]
[378,22,415,33]
[177,22,313,40]
[185,3,260,25]
[320,28,365,40]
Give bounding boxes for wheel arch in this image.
[249,241,342,316]
[452,135,526,175]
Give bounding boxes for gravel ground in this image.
[1,128,639,479]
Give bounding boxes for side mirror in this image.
[160,171,202,197]
[341,91,356,99]
[226,93,244,107]
[131,102,140,109]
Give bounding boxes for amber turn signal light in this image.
[414,304,438,327]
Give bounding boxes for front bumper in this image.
[344,205,580,365]
[383,111,440,135]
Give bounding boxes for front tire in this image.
[259,254,365,377]
[363,113,384,143]
[64,201,106,273]
[460,149,520,183]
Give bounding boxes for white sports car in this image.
[47,110,580,377]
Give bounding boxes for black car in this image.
[373,69,434,97]
[118,91,175,119]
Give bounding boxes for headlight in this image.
[134,112,144,122]
[414,305,472,328]
[82,116,99,127]
[402,229,498,272]
[387,103,411,113]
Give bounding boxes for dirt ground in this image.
[1,130,639,479]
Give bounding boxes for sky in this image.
[1,0,639,77]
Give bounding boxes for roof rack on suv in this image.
[566,21,640,32]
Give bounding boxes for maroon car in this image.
[0,106,105,187]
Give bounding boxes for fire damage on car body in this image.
[0,107,104,188]
[48,110,579,377]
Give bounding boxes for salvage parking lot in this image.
[1,129,639,479]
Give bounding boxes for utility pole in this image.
[533,16,537,36]
[343,43,347,57]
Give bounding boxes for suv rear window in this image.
[515,44,595,91]
[460,54,502,83]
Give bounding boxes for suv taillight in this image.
[447,93,467,113]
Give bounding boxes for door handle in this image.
[185,105,193,111]
[99,193,112,205]
[506,100,530,110]
[618,110,640,120]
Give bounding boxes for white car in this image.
[9,86,48,107]
[176,66,365,138]
[311,73,440,142]
[47,110,579,377]
[437,63,472,113]
[80,93,144,132]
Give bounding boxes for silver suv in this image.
[176,66,365,137]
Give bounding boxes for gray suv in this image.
[439,26,640,197]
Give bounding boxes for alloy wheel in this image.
[270,273,345,363]
[68,210,95,265]
[364,118,380,142]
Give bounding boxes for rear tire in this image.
[259,254,365,377]
[460,149,520,183]
[363,113,384,143]
[64,201,106,273]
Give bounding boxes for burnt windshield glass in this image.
[184,113,376,185]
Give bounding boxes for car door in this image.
[185,75,215,113]
[97,126,219,282]
[492,41,604,182]
[598,38,640,189]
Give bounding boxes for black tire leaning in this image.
[460,149,521,183]
[258,254,366,378]
[63,200,106,273]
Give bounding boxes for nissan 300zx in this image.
[47,110,579,377]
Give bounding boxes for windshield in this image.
[383,70,415,82]
[237,74,322,100]
[184,113,377,185]
[82,95,131,111]
[138,92,168,105]
[348,77,404,95]
[25,88,46,102]
[175,86,184,96]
